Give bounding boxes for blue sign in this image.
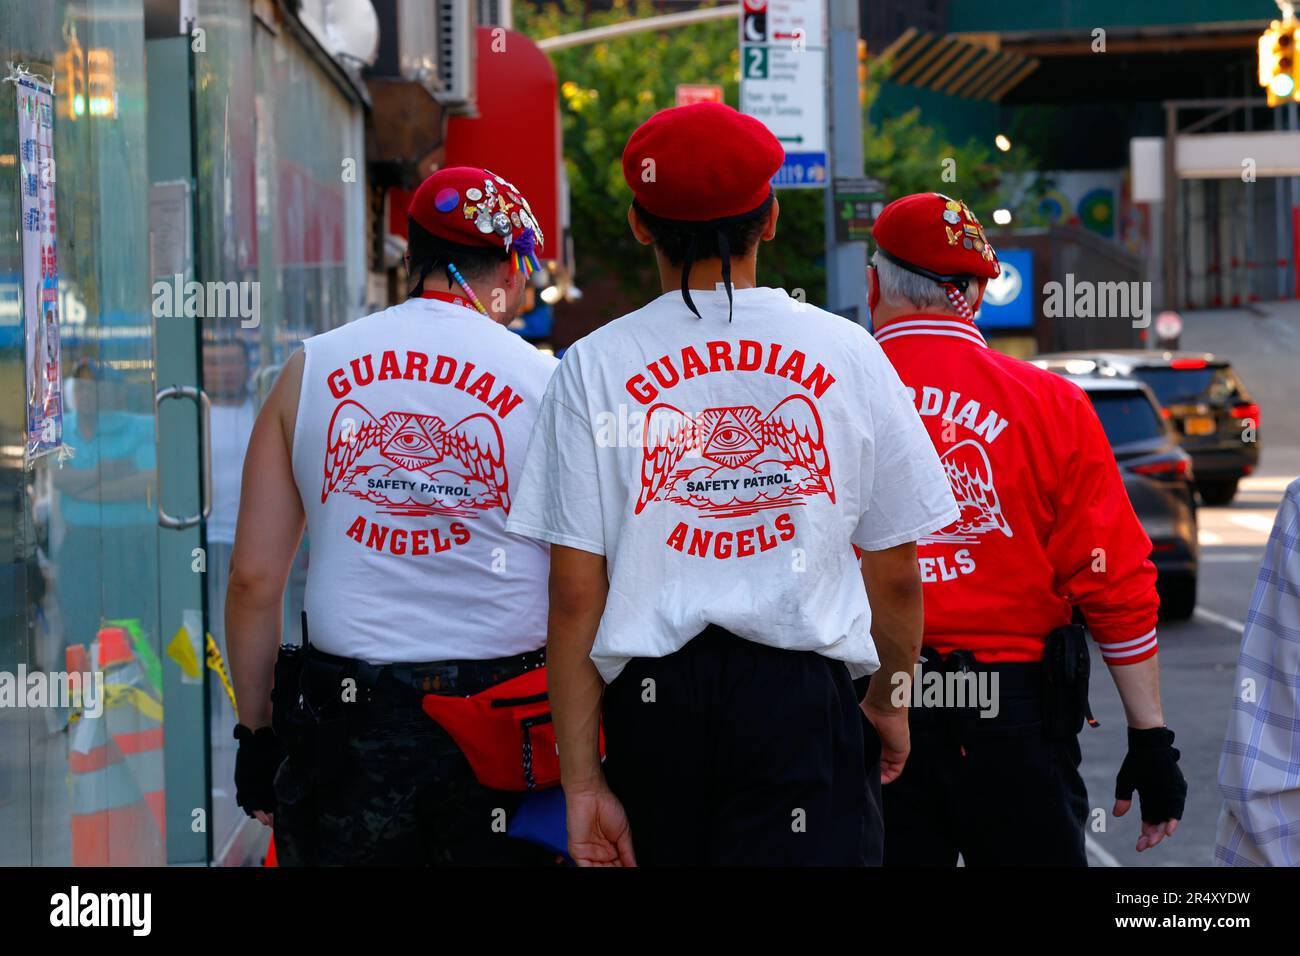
[773,152,828,190]
[510,300,553,342]
[975,248,1033,330]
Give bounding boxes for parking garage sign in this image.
[975,249,1033,330]
[740,0,827,189]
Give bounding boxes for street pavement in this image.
[1079,302,1300,867]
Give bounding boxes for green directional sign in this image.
[743,45,768,79]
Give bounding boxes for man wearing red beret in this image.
[226,166,558,864]
[868,192,1186,865]
[507,104,958,865]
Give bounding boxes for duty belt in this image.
[302,645,546,707]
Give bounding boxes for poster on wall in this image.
[14,72,62,463]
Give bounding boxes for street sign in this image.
[833,176,885,243]
[975,249,1033,330]
[766,0,826,48]
[1155,310,1183,341]
[739,0,827,190]
[676,84,723,107]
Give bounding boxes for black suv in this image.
[1034,350,1260,505]
[1066,377,1199,620]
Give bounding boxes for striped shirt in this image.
[1215,477,1300,866]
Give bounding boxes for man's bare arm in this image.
[860,541,925,710]
[858,541,925,783]
[1107,656,1165,729]
[227,350,306,731]
[547,544,608,789]
[546,544,636,866]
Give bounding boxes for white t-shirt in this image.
[291,296,558,664]
[506,286,958,682]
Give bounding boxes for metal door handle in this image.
[155,385,212,529]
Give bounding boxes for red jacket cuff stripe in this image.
[1097,628,1158,665]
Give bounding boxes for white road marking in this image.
[1086,834,1121,867]
[1199,530,1223,545]
[1228,513,1276,534]
[1200,552,1260,563]
[1240,476,1295,492]
[1194,607,1247,634]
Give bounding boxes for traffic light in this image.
[1258,18,1300,107]
[55,38,85,121]
[858,38,868,106]
[87,48,118,118]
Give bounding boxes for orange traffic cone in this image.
[98,627,166,833]
[66,627,165,865]
[68,703,161,866]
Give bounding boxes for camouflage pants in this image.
[273,654,553,867]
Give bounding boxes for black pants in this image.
[880,659,1089,866]
[602,625,876,866]
[274,649,554,866]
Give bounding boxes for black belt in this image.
[303,645,545,703]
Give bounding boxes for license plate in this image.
[1184,415,1215,436]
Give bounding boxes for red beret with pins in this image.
[872,193,1000,280]
[408,166,543,273]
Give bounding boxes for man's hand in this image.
[565,781,636,867]
[1113,726,1187,852]
[234,724,283,827]
[861,699,910,784]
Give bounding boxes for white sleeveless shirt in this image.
[291,295,557,664]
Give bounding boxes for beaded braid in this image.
[446,261,490,315]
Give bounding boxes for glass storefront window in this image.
[1,0,365,867]
[1,0,162,866]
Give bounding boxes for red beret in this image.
[872,192,1000,280]
[408,166,544,262]
[622,103,783,221]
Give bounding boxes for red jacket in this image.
[875,314,1160,665]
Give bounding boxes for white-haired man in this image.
[868,192,1185,866]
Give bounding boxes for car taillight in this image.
[1230,402,1260,423]
[1160,407,1172,419]
[1132,459,1189,477]
[1170,358,1207,369]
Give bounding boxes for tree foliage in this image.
[517,0,1045,304]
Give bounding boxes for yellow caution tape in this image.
[102,683,164,723]
[206,632,238,718]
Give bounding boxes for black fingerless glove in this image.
[234,724,284,818]
[1114,726,1188,824]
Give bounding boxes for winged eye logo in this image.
[921,439,1013,544]
[321,399,509,517]
[635,395,834,518]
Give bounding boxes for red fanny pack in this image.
[421,666,604,792]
